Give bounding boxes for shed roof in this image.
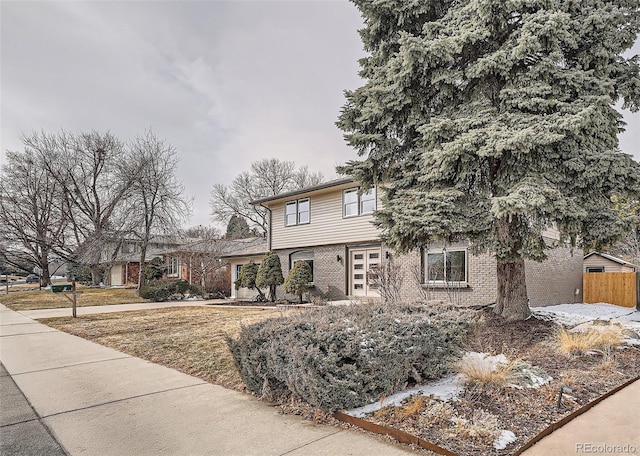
[583,252,636,267]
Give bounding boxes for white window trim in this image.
[343,187,376,218]
[285,198,311,226]
[423,248,468,288]
[167,256,180,278]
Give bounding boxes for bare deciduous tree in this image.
[0,150,69,286]
[25,130,134,285]
[210,159,323,235]
[127,130,192,288]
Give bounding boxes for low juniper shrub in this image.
[139,279,193,302]
[227,301,472,411]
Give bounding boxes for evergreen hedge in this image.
[227,302,472,411]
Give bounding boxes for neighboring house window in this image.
[424,249,467,283]
[343,187,376,217]
[586,266,605,273]
[290,250,314,283]
[167,256,180,277]
[285,198,311,226]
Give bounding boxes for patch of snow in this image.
[532,303,639,332]
[461,352,508,370]
[346,374,462,418]
[494,430,516,450]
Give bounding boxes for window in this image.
[424,249,467,283]
[586,266,605,273]
[285,198,310,226]
[290,250,314,282]
[343,187,376,217]
[167,256,180,277]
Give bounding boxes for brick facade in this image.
[267,241,582,307]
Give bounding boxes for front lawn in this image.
[41,306,283,390]
[0,287,146,311]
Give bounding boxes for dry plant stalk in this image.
[554,326,622,355]
[458,354,520,387]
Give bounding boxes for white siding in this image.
[269,189,382,250]
[584,256,635,273]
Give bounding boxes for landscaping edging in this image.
[514,375,640,455]
[334,376,640,456]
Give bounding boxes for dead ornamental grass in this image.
[553,325,623,356]
[0,287,146,311]
[42,306,283,390]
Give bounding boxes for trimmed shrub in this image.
[227,302,472,411]
[256,252,284,302]
[284,260,312,303]
[235,262,265,300]
[139,279,191,302]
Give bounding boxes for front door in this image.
[350,247,381,297]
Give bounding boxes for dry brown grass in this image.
[457,353,519,387]
[553,326,623,355]
[0,287,146,311]
[41,306,284,390]
[448,410,502,445]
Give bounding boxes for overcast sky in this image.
[1,1,639,228]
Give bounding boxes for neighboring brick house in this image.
[106,236,264,293]
[224,178,583,306]
[106,236,182,286]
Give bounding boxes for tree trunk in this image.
[137,245,148,290]
[494,257,531,321]
[38,251,51,287]
[269,284,276,302]
[90,264,101,286]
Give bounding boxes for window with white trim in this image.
[167,256,180,277]
[343,187,376,217]
[424,249,467,283]
[290,250,314,283]
[285,198,310,226]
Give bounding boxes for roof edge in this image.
[250,177,355,205]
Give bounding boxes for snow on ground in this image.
[494,430,517,450]
[532,303,639,327]
[532,303,640,345]
[347,375,461,418]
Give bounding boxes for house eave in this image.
[250,178,355,206]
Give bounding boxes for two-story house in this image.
[225,178,584,306]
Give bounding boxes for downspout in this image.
[258,203,272,251]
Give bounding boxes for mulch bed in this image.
[354,309,640,455]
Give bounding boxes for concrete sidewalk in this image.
[0,305,413,456]
[521,379,640,456]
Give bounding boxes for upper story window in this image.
[343,187,376,217]
[424,249,467,284]
[285,198,310,226]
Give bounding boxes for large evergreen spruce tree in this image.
[338,0,640,320]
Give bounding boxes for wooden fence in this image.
[583,272,638,308]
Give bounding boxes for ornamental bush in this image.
[284,260,312,303]
[139,279,191,302]
[227,302,472,411]
[256,251,284,302]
